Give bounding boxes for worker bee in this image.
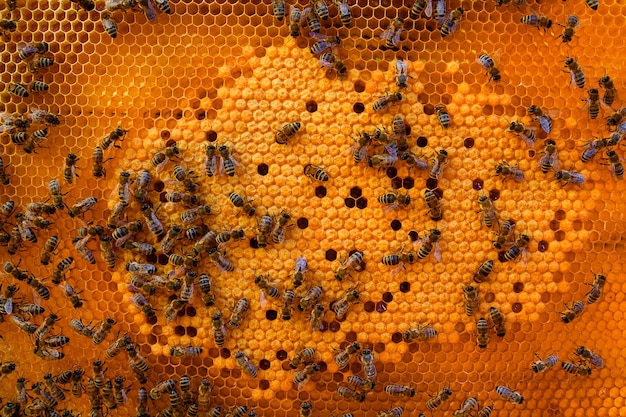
[10,131,28,145]
[150,379,177,400]
[287,5,302,37]
[493,160,524,182]
[131,293,156,317]
[290,256,308,288]
[281,289,295,320]
[331,285,360,320]
[557,14,579,43]
[423,189,443,221]
[537,140,560,174]
[367,152,398,169]
[112,220,142,247]
[107,201,127,229]
[140,203,164,237]
[229,297,250,328]
[73,235,95,264]
[303,164,328,182]
[393,59,410,89]
[29,56,54,73]
[38,235,59,266]
[271,209,292,244]
[373,91,403,112]
[531,353,558,373]
[275,122,301,144]
[560,300,584,323]
[564,57,585,89]
[8,82,28,97]
[585,272,606,304]
[429,149,448,180]
[415,229,442,262]
[104,0,136,11]
[180,205,212,224]
[255,274,281,308]
[360,348,377,380]
[211,312,227,347]
[385,385,415,398]
[425,386,453,411]
[15,302,45,317]
[92,146,110,178]
[334,0,351,26]
[410,0,430,18]
[200,144,217,179]
[227,191,255,216]
[69,318,94,338]
[599,74,617,107]
[561,361,591,376]
[29,80,49,93]
[208,247,234,272]
[289,347,316,369]
[298,284,323,311]
[520,12,552,30]
[491,219,515,249]
[7,226,21,255]
[298,401,313,417]
[404,322,437,342]
[170,345,203,358]
[151,144,179,174]
[312,0,328,20]
[60,282,85,308]
[101,126,128,150]
[302,6,321,33]
[401,151,429,173]
[217,144,239,177]
[575,346,604,368]
[92,317,115,345]
[346,376,375,392]
[380,17,404,49]
[23,130,47,152]
[337,386,366,402]
[51,256,74,284]
[489,306,506,337]
[378,190,411,211]
[271,0,285,20]
[605,149,624,179]
[334,250,364,281]
[10,314,37,334]
[582,88,602,120]
[554,169,586,186]
[310,33,341,55]
[381,244,417,273]
[463,284,480,316]
[496,386,524,404]
[172,165,199,192]
[106,333,132,360]
[14,213,36,243]
[98,233,116,269]
[453,397,478,417]
[477,195,497,228]
[153,0,170,13]
[198,274,216,306]
[127,343,149,373]
[293,363,320,390]
[307,303,323,330]
[333,342,361,369]
[89,359,106,390]
[473,259,494,283]
[501,233,530,262]
[349,132,372,164]
[43,373,65,401]
[68,196,97,218]
[18,42,49,60]
[507,121,536,148]
[234,351,258,378]
[435,104,450,128]
[125,261,157,275]
[440,7,464,37]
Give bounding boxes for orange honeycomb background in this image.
[1,0,625,415]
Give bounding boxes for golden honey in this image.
[0,0,625,416]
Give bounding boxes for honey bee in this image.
[337,386,366,402]
[381,244,417,272]
[131,293,156,317]
[60,282,84,308]
[150,379,177,400]
[477,195,497,228]
[302,6,321,33]
[564,57,585,89]
[92,146,110,178]
[211,312,227,347]
[384,384,415,397]
[373,91,403,112]
[43,372,66,401]
[290,347,316,369]
[495,386,524,404]
[367,152,398,169]
[281,289,295,320]
[489,306,505,337]
[349,132,372,164]
[172,165,199,192]
[229,297,250,328]
[404,322,437,342]
[491,219,515,249]
[433,104,450,128]
[7,226,21,255]
[401,151,429,173]
[15,302,45,317]
[8,82,28,97]
[298,401,313,417]
[203,143,218,177]
[380,17,404,49]
[14,212,36,243]
[67,196,97,218]
[334,0,352,26]
[298,284,323,311]
[107,201,127,229]
[531,353,558,373]
[415,229,442,262]
[92,317,115,345]
[581,88,602,120]
[440,7,464,36]
[104,0,135,11]
[170,345,203,358]
[153,0,171,14]
[507,121,536,148]
[463,284,480,316]
[286,5,302,37]
[51,256,74,284]
[271,209,292,244]
[198,274,216,307]
[428,149,448,181]
[310,33,341,55]
[585,272,606,304]
[425,386,453,411]
[254,274,281,308]
[293,363,319,390]
[151,142,180,173]
[575,346,604,368]
[69,318,94,338]
[234,351,258,378]
[106,333,132,360]
[0,156,9,185]
[218,144,239,177]
[29,80,49,93]
[140,203,164,237]
[585,0,598,10]
[312,0,328,20]
[378,190,411,212]
[271,0,285,20]
[29,56,54,73]
[73,235,95,265]
[605,149,624,179]
[422,189,443,221]
[18,42,49,61]
[127,343,150,373]
[360,348,377,380]
[473,259,494,283]
[537,140,560,174]
[305,302,323,330]
[180,205,212,224]
[409,0,430,18]
[334,250,365,281]
[10,314,37,334]
[493,160,524,182]
[275,122,301,144]
[97,233,115,269]
[555,14,578,44]
[208,247,234,272]
[10,131,28,145]
[333,342,361,369]
[331,285,359,320]
[125,261,157,275]
[560,300,584,323]
[599,73,617,107]
[554,169,586,186]
[228,191,256,216]
[101,126,128,151]
[520,12,552,30]
[453,397,478,417]
[303,164,329,182]
[502,233,530,262]
[561,361,591,376]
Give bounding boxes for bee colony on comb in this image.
[0,0,624,415]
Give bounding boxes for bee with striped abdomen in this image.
[440,7,464,37]
[330,284,359,320]
[309,33,341,55]
[507,121,536,148]
[473,259,494,283]
[8,82,28,97]
[235,351,258,378]
[538,140,560,174]
[218,144,239,177]
[520,12,552,31]
[554,169,585,186]
[531,353,558,373]
[271,0,285,21]
[493,160,524,182]
[211,312,226,347]
[599,73,617,106]
[288,5,302,37]
[170,345,203,357]
[228,297,250,328]
[559,300,584,323]
[463,284,480,316]
[333,0,351,26]
[585,272,606,304]
[495,386,523,404]
[564,57,585,89]
[477,195,497,228]
[453,397,478,417]
[229,191,256,216]
[404,322,437,342]
[303,164,328,181]
[380,17,404,49]
[373,91,403,112]
[575,346,604,368]
[435,104,450,128]
[275,122,301,144]
[293,363,319,390]
[561,361,591,376]
[254,274,281,308]
[416,229,442,262]
[426,386,453,411]
[604,150,624,179]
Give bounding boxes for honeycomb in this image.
[0,0,625,415]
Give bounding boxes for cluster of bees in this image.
[0,106,60,154]
[98,0,172,39]
[5,41,53,99]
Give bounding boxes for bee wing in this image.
[391,29,403,46]
[168,266,186,279]
[425,0,433,17]
[114,234,132,248]
[141,0,157,21]
[259,289,268,309]
[552,154,561,172]
[433,242,442,262]
[519,133,535,148]
[379,25,394,39]
[538,116,551,134]
[297,377,309,391]
[382,203,399,214]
